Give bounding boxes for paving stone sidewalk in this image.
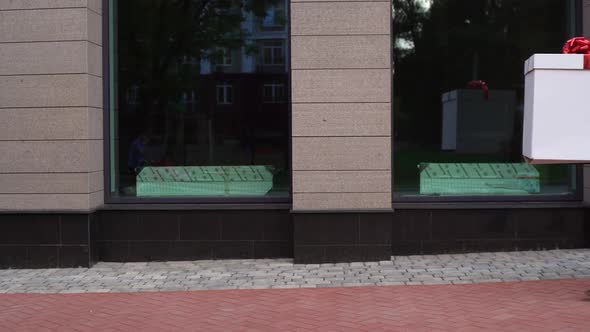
[1,249,590,294]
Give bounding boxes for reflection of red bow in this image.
[467,80,489,99]
[562,37,590,69]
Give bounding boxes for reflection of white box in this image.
[441,90,516,153]
[523,54,590,163]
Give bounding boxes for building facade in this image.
[0,0,589,268]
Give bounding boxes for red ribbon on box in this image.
[562,37,590,69]
[467,80,489,99]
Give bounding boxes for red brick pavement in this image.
[1,280,590,331]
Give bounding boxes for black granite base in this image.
[391,209,589,255]
[293,213,392,264]
[0,214,94,268]
[293,208,588,263]
[95,210,293,262]
[0,208,588,268]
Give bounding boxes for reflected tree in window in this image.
[118,0,283,161]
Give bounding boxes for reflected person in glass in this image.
[128,134,150,175]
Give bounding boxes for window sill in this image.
[100,203,292,211]
[392,201,586,210]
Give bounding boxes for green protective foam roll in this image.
[137,166,274,197]
[420,163,540,195]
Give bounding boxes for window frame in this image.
[102,0,293,205]
[213,48,233,67]
[258,2,287,31]
[216,81,234,105]
[261,40,285,66]
[262,82,286,104]
[390,0,584,204]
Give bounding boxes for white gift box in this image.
[523,54,590,164]
[441,89,516,153]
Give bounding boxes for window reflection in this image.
[110,0,290,198]
[216,82,233,105]
[393,0,577,198]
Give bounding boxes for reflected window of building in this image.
[213,48,233,67]
[179,56,198,66]
[392,0,578,199]
[258,0,286,31]
[126,85,140,106]
[261,40,285,66]
[216,82,233,105]
[108,0,291,199]
[263,83,286,104]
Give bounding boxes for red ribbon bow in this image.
[562,37,590,69]
[467,80,489,99]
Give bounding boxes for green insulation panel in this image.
[420,163,540,195]
[137,166,274,197]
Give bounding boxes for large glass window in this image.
[108,0,290,199]
[393,0,579,199]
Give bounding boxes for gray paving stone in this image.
[452,280,474,285]
[316,283,343,288]
[422,280,451,285]
[272,284,300,289]
[342,282,376,287]
[434,272,466,278]
[411,276,443,282]
[1,249,590,293]
[378,281,405,286]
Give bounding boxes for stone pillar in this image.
[0,0,104,212]
[290,0,393,263]
[290,0,392,211]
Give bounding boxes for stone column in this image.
[290,0,392,211]
[0,0,104,212]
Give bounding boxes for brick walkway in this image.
[2,250,590,293]
[1,279,590,331]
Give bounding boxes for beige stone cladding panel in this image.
[292,137,391,171]
[293,193,392,211]
[291,2,390,36]
[292,103,391,137]
[291,35,390,69]
[0,41,101,76]
[293,171,391,194]
[0,5,103,211]
[0,108,102,141]
[290,0,392,211]
[0,0,98,11]
[0,8,100,44]
[0,193,103,212]
[292,69,390,103]
[0,172,103,194]
[0,140,102,174]
[0,75,101,108]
